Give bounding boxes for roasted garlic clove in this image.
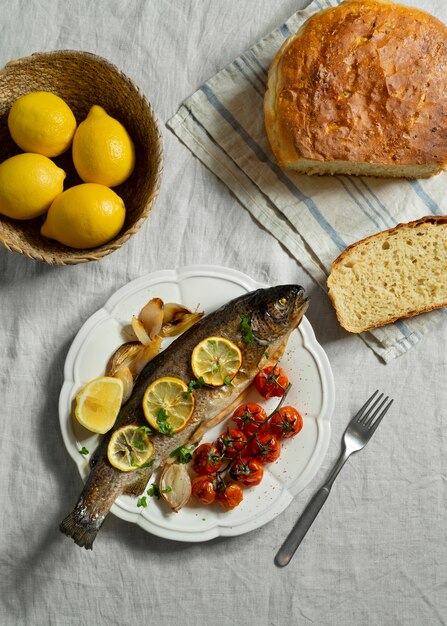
[159,462,192,512]
[106,342,142,377]
[139,297,164,340]
[131,316,151,345]
[129,336,162,378]
[160,302,204,336]
[113,366,134,403]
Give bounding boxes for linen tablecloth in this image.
[0,1,446,625]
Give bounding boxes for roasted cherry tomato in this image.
[269,406,303,439]
[254,365,289,399]
[192,443,223,475]
[250,432,281,463]
[232,402,268,436]
[230,458,264,487]
[216,428,247,459]
[216,482,244,510]
[191,475,217,504]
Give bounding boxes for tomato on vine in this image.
[269,406,303,439]
[254,365,289,399]
[216,428,247,459]
[230,458,264,487]
[232,402,268,436]
[250,432,281,463]
[192,443,223,475]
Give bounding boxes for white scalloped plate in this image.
[59,265,334,542]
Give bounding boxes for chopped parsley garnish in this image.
[137,496,147,508]
[211,363,220,374]
[224,375,232,386]
[241,315,254,344]
[157,407,174,436]
[170,444,196,464]
[187,376,205,394]
[264,351,269,359]
[138,425,153,436]
[147,484,172,499]
[139,459,155,469]
[79,447,89,456]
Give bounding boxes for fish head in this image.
[245,285,309,345]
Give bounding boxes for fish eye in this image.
[279,297,287,306]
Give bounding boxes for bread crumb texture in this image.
[327,218,447,332]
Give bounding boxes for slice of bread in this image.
[327,217,447,333]
[264,0,447,178]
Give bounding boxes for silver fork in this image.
[275,390,393,567]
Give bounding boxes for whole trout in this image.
[60,285,308,548]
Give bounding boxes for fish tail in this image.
[59,498,104,550]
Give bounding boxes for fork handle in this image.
[274,486,331,567]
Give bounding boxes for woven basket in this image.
[0,50,163,265]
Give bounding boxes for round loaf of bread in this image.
[264,0,447,178]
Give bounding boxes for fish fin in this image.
[59,499,103,550]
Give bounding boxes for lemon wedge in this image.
[74,376,123,434]
[142,376,194,434]
[191,336,242,386]
[107,424,154,472]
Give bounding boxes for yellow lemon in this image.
[142,376,195,434]
[72,105,135,187]
[107,424,154,472]
[191,336,242,386]
[8,91,77,157]
[0,153,65,220]
[41,183,126,249]
[75,376,124,434]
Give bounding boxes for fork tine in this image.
[364,395,389,426]
[354,390,379,422]
[369,398,394,432]
[358,392,383,423]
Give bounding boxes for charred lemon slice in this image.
[75,376,123,434]
[107,424,154,472]
[191,336,242,386]
[142,376,194,434]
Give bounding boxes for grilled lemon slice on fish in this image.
[191,336,242,386]
[142,376,194,434]
[107,424,154,472]
[75,376,123,434]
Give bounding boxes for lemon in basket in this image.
[0,153,65,220]
[191,336,242,386]
[41,183,125,249]
[75,376,124,434]
[8,91,77,157]
[142,377,194,434]
[72,105,135,187]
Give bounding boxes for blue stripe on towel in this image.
[409,180,444,216]
[239,55,266,88]
[246,48,268,76]
[201,83,347,251]
[357,178,396,226]
[335,176,383,230]
[279,24,292,38]
[233,59,265,97]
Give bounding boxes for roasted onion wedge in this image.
[160,462,192,512]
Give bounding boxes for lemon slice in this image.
[75,376,123,434]
[191,336,242,386]
[107,424,154,472]
[142,376,194,434]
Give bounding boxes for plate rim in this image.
[59,264,335,542]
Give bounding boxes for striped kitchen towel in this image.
[167,0,446,362]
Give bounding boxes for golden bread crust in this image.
[327,216,447,332]
[265,0,447,172]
